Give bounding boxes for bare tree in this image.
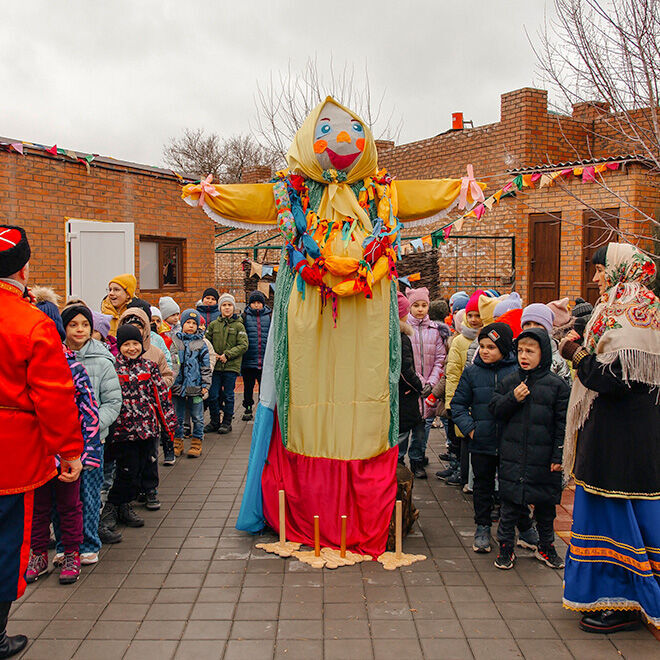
[163,130,275,183]
[532,0,660,256]
[253,57,402,163]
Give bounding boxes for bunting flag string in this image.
[0,140,97,173]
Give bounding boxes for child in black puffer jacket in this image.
[489,327,570,571]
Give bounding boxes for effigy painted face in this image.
[313,102,366,172]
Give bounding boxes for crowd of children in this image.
[23,277,271,586]
[397,284,593,571]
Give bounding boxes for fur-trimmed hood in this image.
[31,286,60,306]
[399,320,413,336]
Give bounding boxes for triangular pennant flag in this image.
[453,217,465,232]
[57,148,66,156]
[483,196,495,210]
[530,173,542,183]
[594,163,608,174]
[474,204,485,219]
[513,175,523,190]
[493,189,504,203]
[65,149,78,160]
[274,265,279,272]
[606,162,620,170]
[407,272,421,282]
[573,167,583,176]
[270,282,277,293]
[410,238,424,251]
[421,235,432,246]
[9,143,23,155]
[539,174,553,188]
[257,281,270,296]
[46,144,58,155]
[443,225,453,240]
[398,276,410,288]
[522,174,534,187]
[78,158,91,174]
[582,166,596,182]
[250,261,263,278]
[261,265,273,277]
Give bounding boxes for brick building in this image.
[0,142,215,310]
[215,87,658,306]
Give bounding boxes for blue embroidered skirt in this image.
[563,485,660,627]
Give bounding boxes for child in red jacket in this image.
[100,325,177,530]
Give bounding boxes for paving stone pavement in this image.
[10,416,657,659]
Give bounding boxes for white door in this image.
[67,219,135,310]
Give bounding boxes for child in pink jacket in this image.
[406,286,447,478]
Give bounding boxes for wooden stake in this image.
[278,490,286,545]
[340,515,347,558]
[395,500,402,559]
[314,515,320,557]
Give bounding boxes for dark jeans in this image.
[459,437,470,486]
[108,441,152,506]
[446,409,460,456]
[173,395,204,439]
[208,370,238,423]
[398,421,426,463]
[241,367,262,410]
[32,477,82,553]
[139,436,160,495]
[497,499,555,547]
[471,453,498,526]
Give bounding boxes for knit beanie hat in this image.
[494,292,522,319]
[36,300,65,341]
[477,293,501,325]
[453,309,465,333]
[520,303,554,335]
[572,297,593,318]
[159,296,180,320]
[546,297,571,328]
[127,298,152,320]
[150,306,162,321]
[116,323,143,352]
[92,311,112,340]
[180,308,200,329]
[449,291,469,313]
[109,273,137,299]
[219,292,236,309]
[0,225,30,278]
[202,287,220,302]
[429,299,449,322]
[484,289,500,298]
[465,290,484,315]
[478,322,514,357]
[249,290,267,305]
[405,286,430,306]
[397,292,410,319]
[61,304,94,332]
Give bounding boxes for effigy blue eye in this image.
[352,123,363,133]
[320,124,331,134]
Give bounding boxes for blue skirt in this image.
[563,485,660,627]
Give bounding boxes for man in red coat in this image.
[0,225,83,658]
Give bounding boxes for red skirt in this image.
[261,414,398,558]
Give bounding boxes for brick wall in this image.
[0,148,215,311]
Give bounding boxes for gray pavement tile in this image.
[190,602,236,620]
[230,619,277,639]
[76,572,126,588]
[363,585,407,601]
[145,603,192,620]
[496,601,545,619]
[440,571,484,586]
[182,620,232,640]
[239,586,282,602]
[369,619,418,638]
[123,640,178,660]
[415,619,464,638]
[111,587,158,604]
[323,602,367,619]
[169,559,210,573]
[180,537,218,549]
[7,620,48,640]
[528,585,564,603]
[66,586,117,603]
[446,585,492,602]
[92,560,135,573]
[153,588,200,604]
[38,618,94,639]
[537,601,580,620]
[223,639,275,660]
[20,639,81,659]
[410,600,456,619]
[324,638,374,660]
[400,571,445,587]
[162,573,205,588]
[372,637,424,659]
[452,601,501,620]
[323,617,370,639]
[277,601,322,620]
[10,602,61,620]
[367,602,414,620]
[323,585,364,603]
[612,638,660,655]
[243,572,285,587]
[173,640,225,660]
[563,639,622,659]
[549,618,611,640]
[98,603,150,621]
[515,639,573,660]
[274,639,323,659]
[420,637,474,659]
[51,602,105,620]
[461,619,513,639]
[233,602,281,620]
[86,620,140,640]
[206,559,248,573]
[203,572,243,588]
[281,586,321,603]
[468,638,523,659]
[23,587,73,603]
[72,639,129,659]
[505,619,560,639]
[139,548,179,561]
[135,620,187,639]
[487,585,536,603]
[196,587,241,603]
[120,573,165,589]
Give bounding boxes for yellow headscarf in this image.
[286,97,379,231]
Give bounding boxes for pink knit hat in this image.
[405,286,430,306]
[465,289,485,315]
[546,297,571,327]
[397,292,411,319]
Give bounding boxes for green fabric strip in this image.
[388,280,401,448]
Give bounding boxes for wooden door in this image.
[528,213,561,303]
[582,209,619,305]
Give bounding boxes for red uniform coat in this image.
[0,282,84,494]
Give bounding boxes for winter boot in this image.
[218,422,232,434]
[98,521,122,544]
[242,406,253,421]
[173,437,184,457]
[118,503,144,527]
[25,550,49,583]
[445,469,462,486]
[163,437,176,465]
[579,609,641,634]
[59,551,81,585]
[472,525,492,553]
[535,543,565,569]
[145,490,161,511]
[517,525,540,551]
[494,542,516,570]
[410,460,427,480]
[0,602,27,659]
[100,502,118,531]
[204,420,220,433]
[187,437,203,458]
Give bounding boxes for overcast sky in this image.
[0,1,553,167]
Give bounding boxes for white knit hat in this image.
[218,293,236,309]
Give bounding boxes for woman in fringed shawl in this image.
[559,243,660,633]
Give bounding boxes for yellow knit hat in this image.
[109,273,137,299]
[478,293,510,326]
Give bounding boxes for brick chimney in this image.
[500,88,548,124]
[571,101,611,121]
[242,165,272,183]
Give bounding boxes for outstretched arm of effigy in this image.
[181,182,278,230]
[395,178,487,227]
